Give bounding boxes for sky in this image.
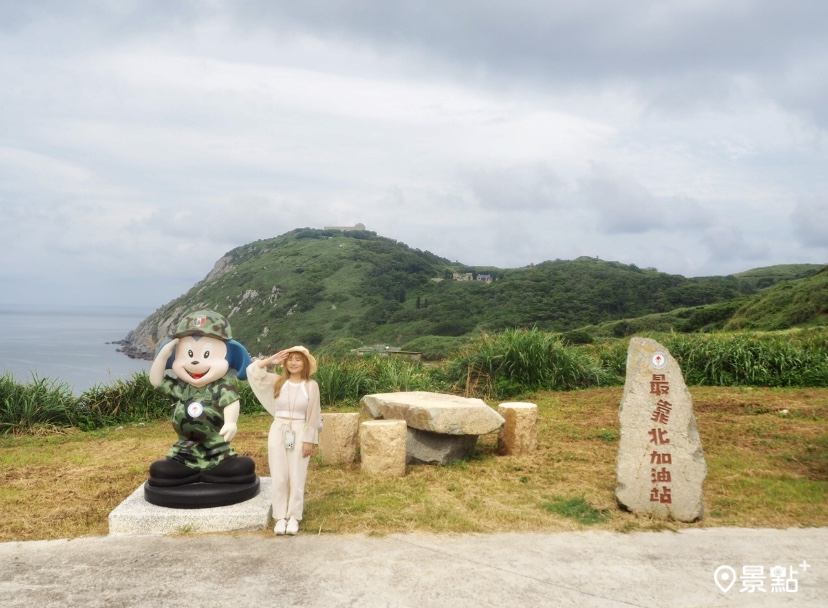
[1,1,827,309]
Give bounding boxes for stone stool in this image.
[497,402,538,455]
[360,420,407,476]
[318,412,360,464]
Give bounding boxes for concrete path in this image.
[0,528,825,607]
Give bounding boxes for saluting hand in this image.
[259,350,288,368]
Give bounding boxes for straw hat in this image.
[281,345,318,376]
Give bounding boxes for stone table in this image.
[360,391,505,464]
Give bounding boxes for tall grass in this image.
[662,331,828,387]
[589,340,628,380]
[314,356,441,407]
[0,373,77,434]
[313,357,374,407]
[447,328,618,399]
[3,327,826,434]
[76,372,170,428]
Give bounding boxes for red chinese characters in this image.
[648,374,673,504]
[650,374,670,396]
[651,399,672,424]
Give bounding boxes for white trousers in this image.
[268,418,311,521]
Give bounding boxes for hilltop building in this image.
[324,223,366,231]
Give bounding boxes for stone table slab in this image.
[360,391,505,435]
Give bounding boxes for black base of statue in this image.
[144,476,260,509]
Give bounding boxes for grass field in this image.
[1,386,825,542]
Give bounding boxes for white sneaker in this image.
[286,517,299,535]
[274,519,287,535]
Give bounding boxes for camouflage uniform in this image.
[155,377,239,470]
[155,310,241,471]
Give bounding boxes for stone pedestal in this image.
[497,402,538,455]
[407,428,478,465]
[318,412,360,464]
[109,478,272,535]
[360,420,407,477]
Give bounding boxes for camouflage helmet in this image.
[172,309,233,341]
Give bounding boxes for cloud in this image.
[577,170,667,234]
[465,163,566,211]
[791,196,828,249]
[1,1,826,308]
[221,2,828,121]
[574,167,718,236]
[700,223,770,264]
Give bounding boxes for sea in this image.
[0,304,152,394]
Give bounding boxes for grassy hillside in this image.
[583,265,828,338]
[726,266,828,330]
[731,263,823,289]
[126,229,454,357]
[122,228,823,357]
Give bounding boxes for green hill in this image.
[731,264,823,289]
[121,228,824,358]
[726,266,828,330]
[583,265,828,337]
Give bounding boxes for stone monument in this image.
[615,337,707,522]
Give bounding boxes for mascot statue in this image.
[144,309,259,508]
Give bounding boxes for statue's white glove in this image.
[219,422,238,442]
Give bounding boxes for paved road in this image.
[0,528,825,607]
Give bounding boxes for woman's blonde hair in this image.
[272,351,311,397]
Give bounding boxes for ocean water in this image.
[0,304,152,394]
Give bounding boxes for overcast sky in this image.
[2,1,826,309]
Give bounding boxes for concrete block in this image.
[108,478,272,536]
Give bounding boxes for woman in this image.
[247,346,322,535]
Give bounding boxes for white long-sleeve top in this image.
[246,362,322,444]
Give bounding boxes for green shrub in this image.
[237,381,262,415]
[5,326,826,434]
[371,356,434,393]
[400,335,468,361]
[560,329,594,346]
[589,340,627,381]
